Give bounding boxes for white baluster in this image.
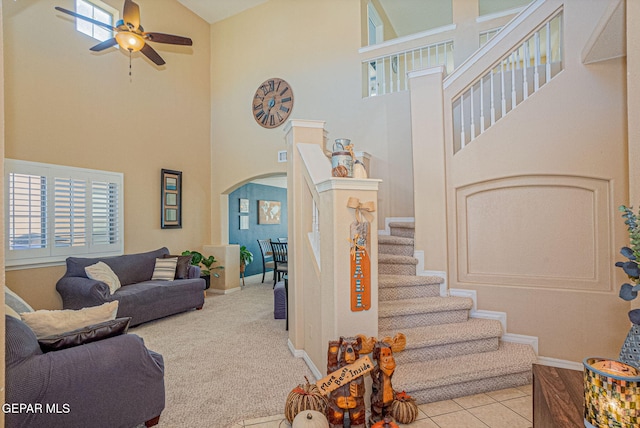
[404,53,408,90]
[501,59,506,117]
[480,76,485,133]
[460,93,466,149]
[470,86,475,140]
[546,21,552,82]
[511,53,517,109]
[381,57,386,95]
[522,41,529,100]
[490,67,496,125]
[534,30,541,91]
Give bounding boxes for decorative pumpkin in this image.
[390,391,419,424]
[292,410,330,428]
[285,377,328,423]
[371,415,400,428]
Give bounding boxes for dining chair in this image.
[257,239,275,283]
[278,237,288,243]
[270,242,288,287]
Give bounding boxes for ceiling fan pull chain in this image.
[129,49,133,82]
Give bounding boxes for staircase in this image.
[378,222,537,404]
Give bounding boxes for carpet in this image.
[131,275,315,428]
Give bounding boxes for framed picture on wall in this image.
[258,200,281,224]
[161,169,182,229]
[239,215,249,230]
[239,198,249,213]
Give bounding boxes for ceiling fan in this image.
[54,0,192,66]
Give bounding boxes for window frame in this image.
[75,0,119,43]
[5,159,124,269]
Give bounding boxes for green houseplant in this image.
[239,245,254,287]
[181,250,224,290]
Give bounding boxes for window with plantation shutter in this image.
[5,160,123,268]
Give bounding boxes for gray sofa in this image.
[56,247,205,326]
[5,315,165,428]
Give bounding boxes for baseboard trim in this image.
[502,333,539,355]
[206,286,241,295]
[288,339,322,380]
[379,217,415,235]
[536,356,583,371]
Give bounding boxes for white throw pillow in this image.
[151,257,178,281]
[85,262,121,294]
[5,304,20,319]
[20,301,119,339]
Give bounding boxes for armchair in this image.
[5,315,165,428]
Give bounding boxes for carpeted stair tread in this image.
[379,274,443,288]
[392,341,537,393]
[388,222,415,230]
[379,254,418,265]
[379,235,414,246]
[379,296,472,318]
[382,318,503,350]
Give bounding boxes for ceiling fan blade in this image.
[123,0,141,30]
[144,32,193,46]
[90,38,118,52]
[140,43,166,66]
[54,6,116,31]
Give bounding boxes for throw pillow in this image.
[164,254,193,279]
[20,301,119,339]
[5,304,20,319]
[85,262,122,294]
[5,285,34,314]
[151,257,178,281]
[38,317,131,353]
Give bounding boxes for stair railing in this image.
[445,0,564,152]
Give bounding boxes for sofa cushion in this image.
[164,254,193,279]
[65,247,170,285]
[5,285,34,314]
[20,301,119,338]
[5,315,43,365]
[38,317,131,352]
[85,261,122,294]
[151,257,178,281]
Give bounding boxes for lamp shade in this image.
[583,357,640,428]
[115,31,145,52]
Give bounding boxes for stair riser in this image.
[379,263,416,276]
[379,285,440,301]
[405,371,532,405]
[390,227,414,239]
[379,310,468,331]
[396,338,499,365]
[379,243,414,257]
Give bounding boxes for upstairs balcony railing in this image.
[365,40,454,97]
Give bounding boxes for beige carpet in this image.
[131,274,314,428]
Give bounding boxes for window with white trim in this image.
[75,0,118,42]
[5,160,124,268]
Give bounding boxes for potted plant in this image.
[181,250,224,290]
[240,245,254,287]
[615,205,640,367]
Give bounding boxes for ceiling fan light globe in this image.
[115,31,145,52]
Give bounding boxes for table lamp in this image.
[583,357,640,427]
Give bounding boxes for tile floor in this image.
[232,384,533,428]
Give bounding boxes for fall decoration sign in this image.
[316,356,374,396]
[347,197,375,312]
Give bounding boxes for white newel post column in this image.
[408,67,448,277]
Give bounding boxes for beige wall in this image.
[3,0,211,309]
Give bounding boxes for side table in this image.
[533,363,583,428]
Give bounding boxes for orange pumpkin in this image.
[285,377,328,423]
